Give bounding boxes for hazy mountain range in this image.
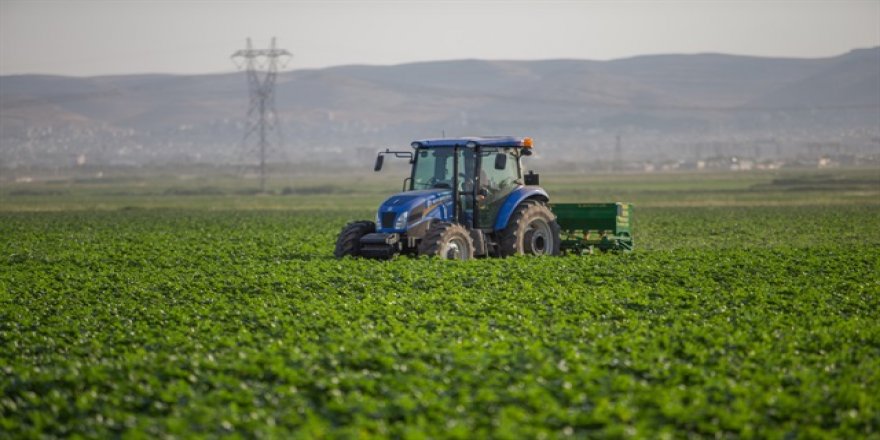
[1,47,878,169]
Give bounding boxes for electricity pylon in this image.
[231,37,291,192]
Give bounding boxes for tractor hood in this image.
[376,189,453,232]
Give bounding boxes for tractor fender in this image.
[493,186,550,231]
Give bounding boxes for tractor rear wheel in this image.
[334,221,375,258]
[418,222,475,260]
[499,201,561,257]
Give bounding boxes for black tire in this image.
[418,222,475,260]
[334,221,375,258]
[498,201,561,257]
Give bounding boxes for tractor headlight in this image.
[394,211,409,230]
[375,211,381,226]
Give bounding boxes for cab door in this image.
[477,148,520,229]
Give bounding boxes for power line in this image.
[231,37,291,192]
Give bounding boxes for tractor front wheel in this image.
[334,221,376,258]
[418,222,475,260]
[499,201,561,257]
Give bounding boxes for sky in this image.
[1,0,878,77]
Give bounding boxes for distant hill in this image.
[1,48,878,168]
[746,48,880,109]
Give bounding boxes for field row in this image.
[2,168,878,211]
[2,207,879,437]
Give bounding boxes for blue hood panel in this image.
[377,189,454,232]
[381,189,450,207]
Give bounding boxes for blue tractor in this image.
[334,136,561,260]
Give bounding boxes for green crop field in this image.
[2,168,879,438]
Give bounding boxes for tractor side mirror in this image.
[494,153,507,170]
[374,154,384,172]
[524,170,539,185]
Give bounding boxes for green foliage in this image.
[1,206,879,438]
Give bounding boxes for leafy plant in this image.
[1,206,878,438]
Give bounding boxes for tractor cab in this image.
[335,136,561,260]
[408,139,523,229]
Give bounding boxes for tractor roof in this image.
[412,136,532,149]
